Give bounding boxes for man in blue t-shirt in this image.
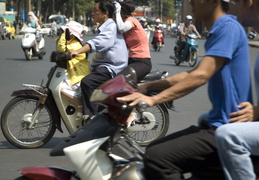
[117,0,252,179]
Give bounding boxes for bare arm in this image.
[192,25,201,38]
[68,43,91,58]
[118,56,227,107]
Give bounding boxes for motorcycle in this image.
[170,33,199,67]
[20,27,46,61]
[1,32,175,149]
[152,27,164,52]
[15,70,259,180]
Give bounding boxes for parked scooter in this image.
[1,49,174,149]
[170,33,199,67]
[152,27,164,52]
[15,70,259,180]
[20,27,46,61]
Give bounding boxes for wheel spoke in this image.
[1,97,56,148]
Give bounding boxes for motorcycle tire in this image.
[157,42,161,52]
[126,103,170,147]
[188,50,198,67]
[1,96,56,149]
[24,49,33,61]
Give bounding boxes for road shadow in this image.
[6,58,44,62]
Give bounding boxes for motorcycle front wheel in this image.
[126,103,169,147]
[1,97,56,149]
[24,48,33,61]
[188,50,198,67]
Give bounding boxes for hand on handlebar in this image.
[116,92,155,108]
[67,51,77,59]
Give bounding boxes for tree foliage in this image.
[4,0,175,24]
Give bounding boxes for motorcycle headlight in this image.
[90,89,109,102]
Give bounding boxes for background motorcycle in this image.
[20,27,46,61]
[1,38,174,149]
[152,27,164,52]
[170,33,199,67]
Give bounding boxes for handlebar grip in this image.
[138,101,147,112]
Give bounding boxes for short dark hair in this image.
[221,1,230,12]
[95,0,114,18]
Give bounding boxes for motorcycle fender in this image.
[11,89,43,98]
[19,166,74,180]
[189,46,198,52]
[11,89,63,133]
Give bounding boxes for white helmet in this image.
[186,15,193,21]
[155,18,161,23]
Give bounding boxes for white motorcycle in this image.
[15,70,148,180]
[20,27,46,61]
[1,32,174,149]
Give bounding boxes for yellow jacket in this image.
[56,33,90,85]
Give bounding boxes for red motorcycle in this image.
[152,28,164,52]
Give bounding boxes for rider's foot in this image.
[82,115,91,125]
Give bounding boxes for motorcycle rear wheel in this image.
[188,50,198,67]
[1,97,56,149]
[24,49,33,61]
[126,103,169,147]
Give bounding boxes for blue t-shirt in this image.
[254,52,259,104]
[205,15,252,127]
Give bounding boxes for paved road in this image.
[0,34,258,179]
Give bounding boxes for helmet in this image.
[155,18,161,23]
[140,17,146,22]
[28,11,34,16]
[186,15,193,21]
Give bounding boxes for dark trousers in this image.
[118,58,152,81]
[80,66,112,116]
[144,121,225,180]
[177,36,187,55]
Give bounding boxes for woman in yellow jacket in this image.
[56,21,90,91]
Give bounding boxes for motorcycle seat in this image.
[140,70,168,83]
